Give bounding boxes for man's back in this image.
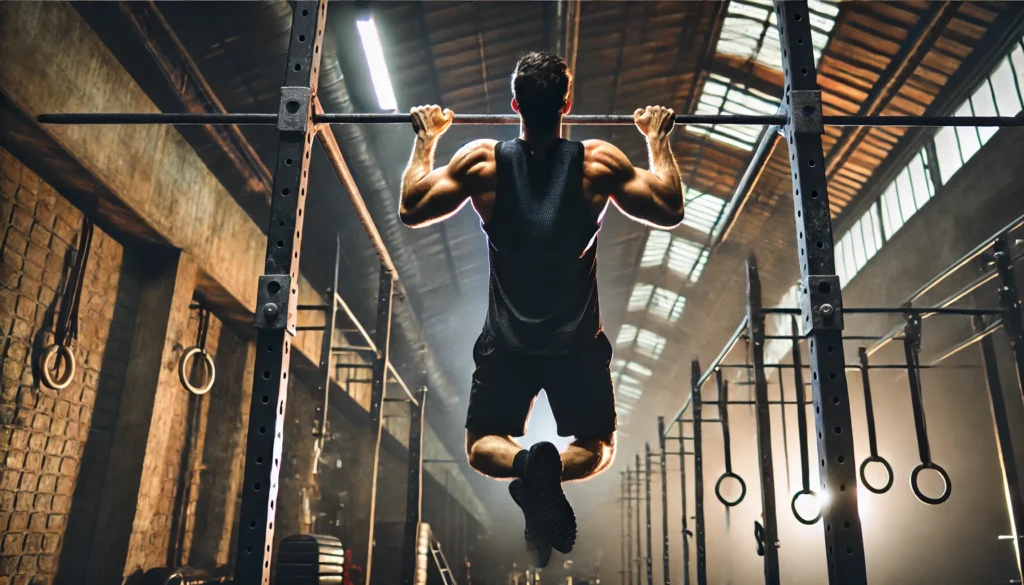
[482,138,601,354]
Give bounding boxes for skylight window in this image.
[617,324,638,346]
[716,0,838,70]
[649,288,687,322]
[635,329,667,360]
[682,191,728,235]
[640,231,711,283]
[628,284,654,311]
[625,361,653,377]
[687,75,781,151]
[356,16,398,111]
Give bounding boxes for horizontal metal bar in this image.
[295,325,326,331]
[759,334,887,341]
[423,459,459,464]
[297,304,329,311]
[332,345,374,353]
[718,363,972,370]
[926,318,1003,366]
[821,115,1024,127]
[868,246,1024,358]
[37,112,1024,127]
[663,315,749,439]
[844,307,1002,316]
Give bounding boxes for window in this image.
[640,231,712,283]
[356,16,398,111]
[934,45,1024,185]
[687,75,781,151]
[716,0,838,70]
[682,191,728,235]
[877,149,933,241]
[616,324,638,346]
[635,329,667,360]
[628,284,654,311]
[625,361,654,377]
[650,288,688,322]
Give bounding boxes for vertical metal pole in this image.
[658,418,671,585]
[645,445,654,585]
[402,387,428,585]
[977,316,1024,579]
[690,361,706,585]
[678,420,690,585]
[746,257,781,585]
[622,472,628,585]
[995,235,1024,394]
[365,264,395,585]
[636,455,643,585]
[773,1,867,582]
[627,470,635,585]
[235,2,326,583]
[309,234,341,530]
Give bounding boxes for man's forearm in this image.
[400,135,438,204]
[646,134,684,205]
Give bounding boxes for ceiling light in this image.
[356,16,398,111]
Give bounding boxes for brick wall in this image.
[0,147,141,585]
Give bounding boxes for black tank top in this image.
[481,138,602,355]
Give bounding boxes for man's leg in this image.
[561,433,616,482]
[465,431,524,479]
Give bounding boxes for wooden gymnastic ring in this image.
[910,462,951,505]
[791,489,822,525]
[40,343,76,390]
[178,346,216,395]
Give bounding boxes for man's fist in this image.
[634,105,676,139]
[411,105,454,139]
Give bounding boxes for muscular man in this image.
[400,52,685,566]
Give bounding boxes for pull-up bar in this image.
[36,112,1024,127]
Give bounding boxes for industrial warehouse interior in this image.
[2,1,1024,585]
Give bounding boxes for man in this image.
[399,52,685,565]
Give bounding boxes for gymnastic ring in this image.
[714,472,746,507]
[40,343,76,390]
[910,462,951,505]
[858,456,894,495]
[177,346,216,395]
[791,489,822,525]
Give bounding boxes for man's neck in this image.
[519,122,562,158]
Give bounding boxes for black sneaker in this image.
[509,478,552,568]
[524,442,576,554]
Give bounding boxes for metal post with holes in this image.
[630,454,638,585]
[994,235,1024,394]
[311,234,341,483]
[645,444,654,585]
[690,361,706,585]
[622,472,628,585]
[627,470,635,585]
[745,256,781,585]
[976,315,1024,580]
[658,418,671,585]
[234,2,326,583]
[677,420,691,585]
[773,1,867,582]
[366,264,395,584]
[401,386,428,585]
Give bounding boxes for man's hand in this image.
[633,106,676,140]
[411,105,454,140]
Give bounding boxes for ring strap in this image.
[903,314,934,466]
[858,347,882,458]
[790,317,812,492]
[56,218,93,347]
[716,369,733,472]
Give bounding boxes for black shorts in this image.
[465,331,617,439]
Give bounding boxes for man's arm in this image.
[583,106,685,228]
[399,105,496,228]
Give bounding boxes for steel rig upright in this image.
[774,0,868,583]
[234,2,328,583]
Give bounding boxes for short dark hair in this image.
[511,52,572,129]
